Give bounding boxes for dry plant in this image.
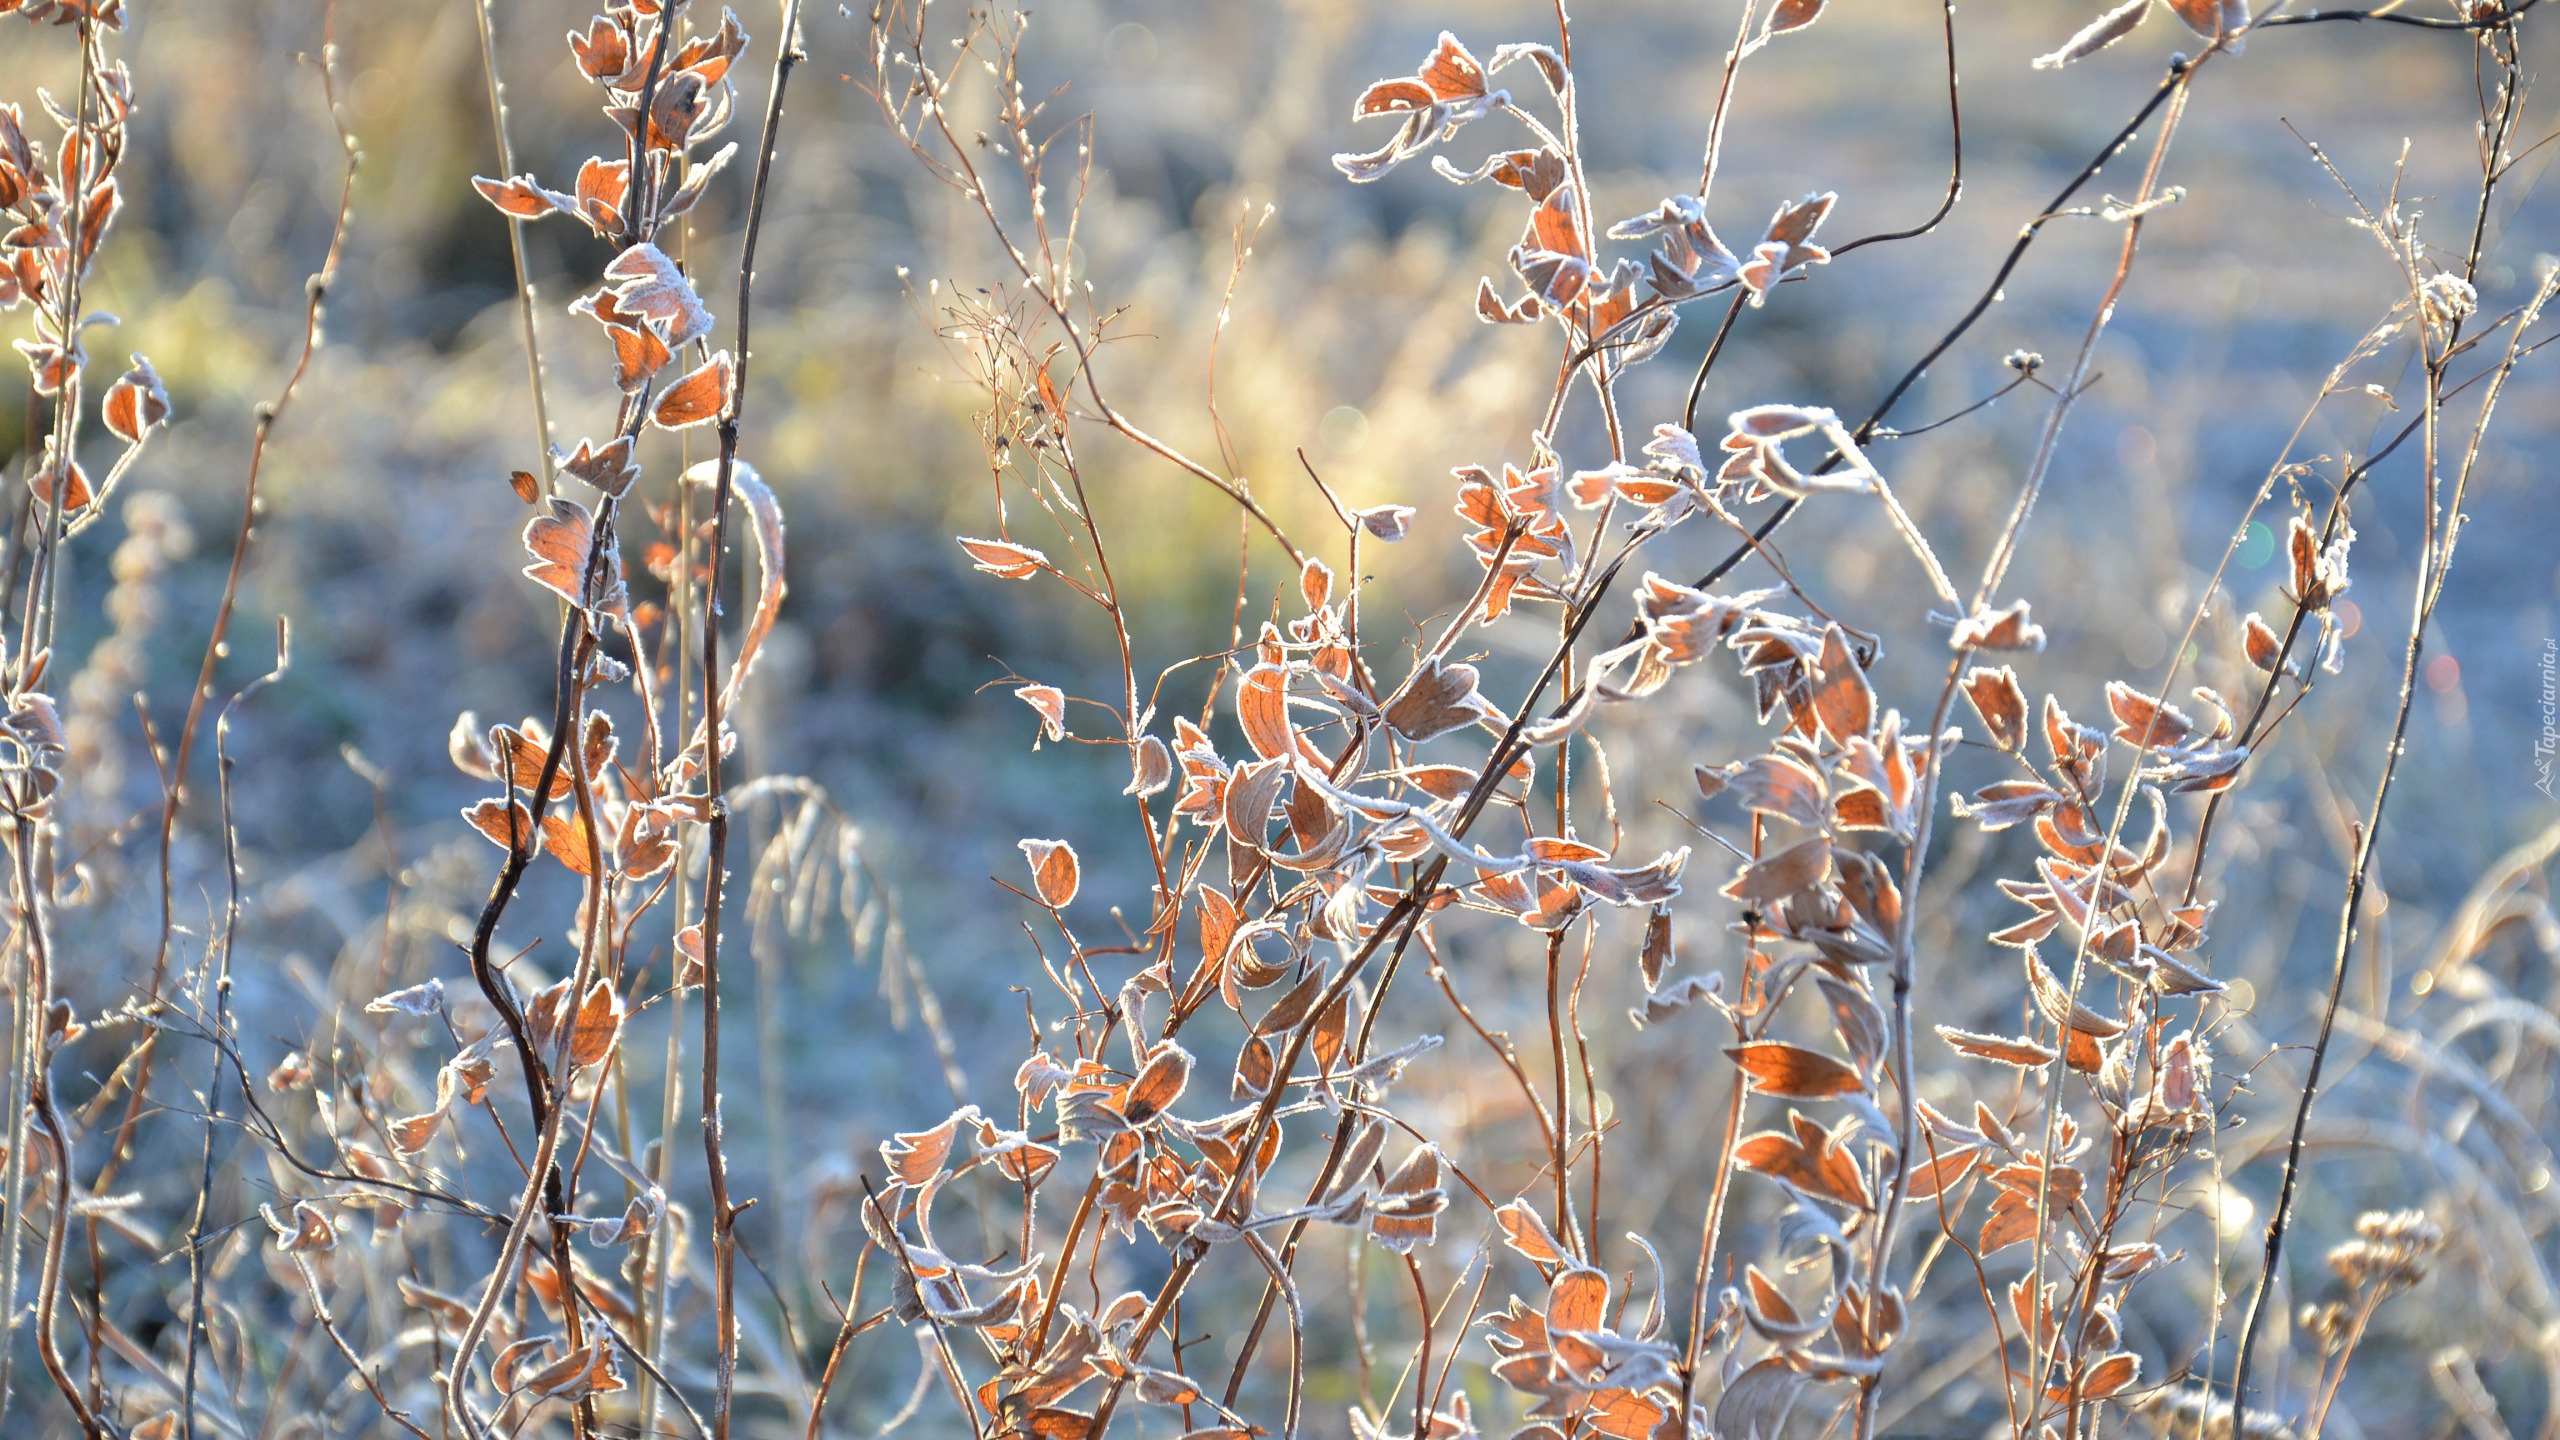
[0,0,2554,1438]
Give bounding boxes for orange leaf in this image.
[1935,1025,2057,1068]
[1495,1199,1565,1263]
[473,173,571,218]
[1726,1041,1864,1098]
[652,349,731,429]
[1121,1044,1191,1125]
[1018,839,1079,909]
[1236,665,1294,760]
[957,535,1047,579]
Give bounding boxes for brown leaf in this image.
[566,980,623,1067]
[1936,1026,2057,1068]
[1722,834,1832,905]
[523,497,624,615]
[462,797,535,854]
[541,809,600,876]
[473,173,571,219]
[1771,0,1827,30]
[1125,735,1172,797]
[652,349,731,430]
[2105,681,2193,748]
[555,434,639,497]
[1015,684,1067,741]
[1962,666,2029,751]
[388,1109,442,1155]
[1719,752,1829,828]
[100,356,168,444]
[1640,904,1675,990]
[1223,756,1288,852]
[1547,1265,1610,1332]
[1810,624,1873,746]
[1905,1143,1979,1199]
[1121,1044,1191,1125]
[1299,557,1334,611]
[882,1108,973,1185]
[1195,886,1240,969]
[2242,611,2284,671]
[2054,1350,2141,1401]
[1237,664,1296,759]
[1018,839,1079,909]
[1949,598,2047,652]
[1495,1199,1565,1263]
[958,535,1047,579]
[1727,1040,1864,1098]
[1384,657,1497,741]
[270,1200,337,1254]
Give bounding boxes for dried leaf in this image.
[1727,1040,1865,1098]
[1018,839,1080,909]
[1384,658,1497,741]
[2242,611,2285,671]
[2033,0,2154,69]
[1962,666,2029,751]
[1495,1199,1566,1263]
[100,355,167,444]
[1936,1025,2057,1068]
[958,535,1048,579]
[1016,684,1067,741]
[1810,624,1873,746]
[1122,1044,1191,1125]
[652,349,731,429]
[473,173,572,218]
[1770,0,1827,31]
[1125,735,1172,797]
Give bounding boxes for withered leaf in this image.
[1016,684,1067,741]
[1936,1025,2057,1068]
[1494,1198,1565,1263]
[2032,0,2154,69]
[1719,752,1828,828]
[2105,681,2193,748]
[365,979,445,1017]
[1236,664,1296,759]
[652,349,731,429]
[555,434,639,497]
[1770,0,1827,31]
[472,173,572,218]
[2242,611,2284,671]
[1122,1044,1191,1125]
[566,980,623,1067]
[100,356,168,444]
[1961,666,2029,751]
[958,535,1048,579]
[1726,1040,1865,1098]
[1384,657,1497,741]
[1018,839,1080,909]
[2052,1350,2141,1401]
[882,1107,976,1185]
[1124,734,1172,797]
[1950,598,2047,653]
[463,797,536,854]
[1810,624,1874,747]
[1358,504,1417,541]
[1722,833,1832,905]
[523,497,624,615]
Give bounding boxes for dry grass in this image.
[1,1,2558,1438]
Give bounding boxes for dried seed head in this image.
[2328,1207,2443,1290]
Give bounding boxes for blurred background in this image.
[4,0,2558,1433]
